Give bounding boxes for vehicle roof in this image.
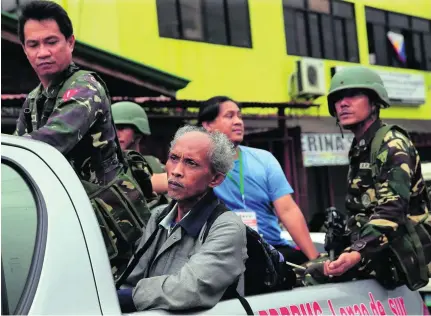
[2,133,59,152]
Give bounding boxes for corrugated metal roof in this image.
[2,11,190,97]
[244,116,431,134]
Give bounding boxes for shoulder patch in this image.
[88,74,99,84]
[63,88,80,101]
[72,72,97,86]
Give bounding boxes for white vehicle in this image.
[1,134,429,315]
[281,161,431,309]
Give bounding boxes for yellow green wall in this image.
[56,0,431,119]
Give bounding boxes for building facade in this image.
[5,0,431,222]
[51,0,430,113]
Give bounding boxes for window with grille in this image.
[156,0,252,48]
[282,0,359,63]
[366,7,431,71]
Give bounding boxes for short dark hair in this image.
[197,96,241,126]
[18,0,73,44]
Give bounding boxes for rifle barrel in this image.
[24,108,33,133]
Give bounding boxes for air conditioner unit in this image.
[292,58,327,99]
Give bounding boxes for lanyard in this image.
[226,149,246,208]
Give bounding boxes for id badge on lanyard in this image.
[226,150,259,233]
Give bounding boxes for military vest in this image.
[347,124,431,291]
[25,68,153,279]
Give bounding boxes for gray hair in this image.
[169,125,236,175]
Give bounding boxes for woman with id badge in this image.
[198,96,318,264]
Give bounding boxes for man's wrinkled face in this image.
[23,19,74,79]
[116,126,135,150]
[203,101,244,145]
[166,132,222,202]
[334,89,373,126]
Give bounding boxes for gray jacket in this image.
[125,190,248,311]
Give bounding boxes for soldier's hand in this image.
[323,251,361,276]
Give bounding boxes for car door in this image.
[1,142,102,315]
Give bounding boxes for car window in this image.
[1,162,38,314]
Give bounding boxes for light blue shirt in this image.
[214,145,294,246]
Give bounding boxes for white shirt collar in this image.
[159,203,191,235]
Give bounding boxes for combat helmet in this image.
[327,66,390,117]
[112,101,151,135]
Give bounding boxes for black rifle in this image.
[324,207,347,260]
[24,108,33,133]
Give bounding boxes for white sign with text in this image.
[301,133,354,167]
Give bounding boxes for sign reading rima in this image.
[301,133,354,167]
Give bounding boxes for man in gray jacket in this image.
[118,125,248,312]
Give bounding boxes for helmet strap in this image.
[336,118,344,139]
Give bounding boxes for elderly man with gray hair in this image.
[117,125,248,312]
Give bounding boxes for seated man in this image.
[117,125,248,312]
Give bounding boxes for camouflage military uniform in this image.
[342,119,430,284]
[15,63,151,278]
[299,66,431,289]
[14,63,120,185]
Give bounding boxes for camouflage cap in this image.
[112,101,151,135]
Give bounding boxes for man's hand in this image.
[323,251,361,276]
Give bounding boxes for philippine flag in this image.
[387,31,407,63]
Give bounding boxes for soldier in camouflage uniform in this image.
[299,66,431,290]
[112,101,170,209]
[15,0,118,185]
[15,0,151,279]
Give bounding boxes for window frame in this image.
[282,0,359,63]
[365,6,431,71]
[1,157,47,315]
[156,0,253,48]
